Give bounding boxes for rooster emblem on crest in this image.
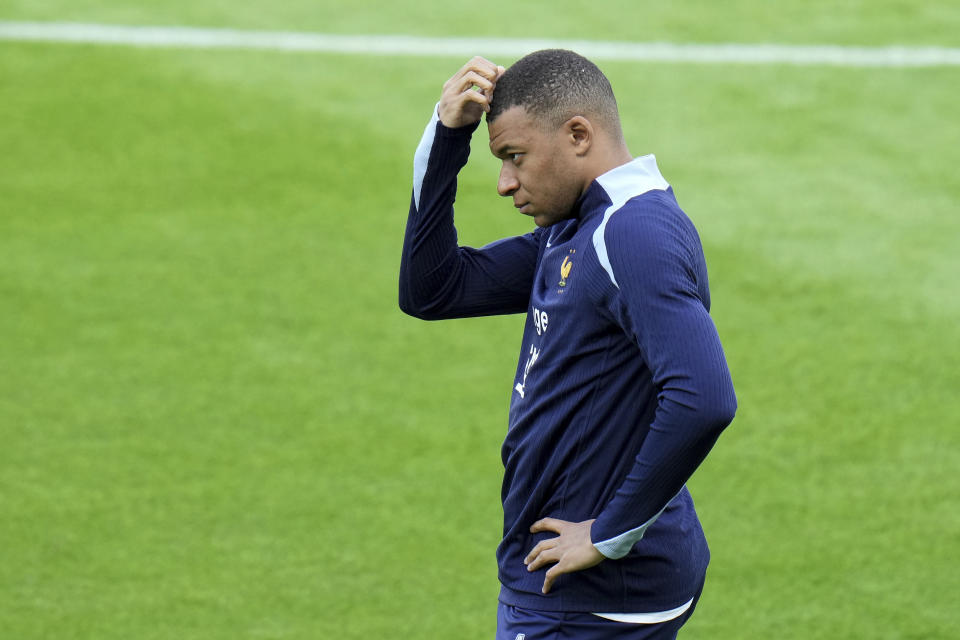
[559,255,573,287]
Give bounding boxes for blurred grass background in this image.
[1,3,958,638]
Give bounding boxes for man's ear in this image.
[565,116,594,157]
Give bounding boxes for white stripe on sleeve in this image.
[412,103,441,211]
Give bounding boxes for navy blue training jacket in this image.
[399,108,737,614]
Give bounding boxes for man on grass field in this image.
[399,50,737,639]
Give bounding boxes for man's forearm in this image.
[399,106,538,320]
[591,389,735,559]
[399,107,478,318]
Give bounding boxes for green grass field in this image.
[2,3,959,638]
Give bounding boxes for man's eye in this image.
[512,153,524,163]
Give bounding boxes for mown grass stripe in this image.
[2,21,960,67]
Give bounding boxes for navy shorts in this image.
[495,587,702,640]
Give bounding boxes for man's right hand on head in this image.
[438,56,506,129]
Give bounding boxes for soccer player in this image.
[399,50,737,639]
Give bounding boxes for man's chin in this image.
[525,209,551,227]
[531,211,568,227]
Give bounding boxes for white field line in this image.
[2,21,960,67]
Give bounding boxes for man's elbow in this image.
[399,298,432,320]
[665,378,737,438]
[706,384,737,434]
[398,290,427,319]
[718,391,738,430]
[679,375,737,436]
[398,288,445,321]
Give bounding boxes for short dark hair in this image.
[488,49,622,137]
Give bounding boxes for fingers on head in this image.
[463,57,500,81]
[460,89,491,111]
[452,71,493,97]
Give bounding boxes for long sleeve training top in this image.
[399,108,737,614]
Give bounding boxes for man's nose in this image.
[497,164,519,197]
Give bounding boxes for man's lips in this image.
[514,202,530,213]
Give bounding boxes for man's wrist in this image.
[436,115,481,137]
[589,520,614,559]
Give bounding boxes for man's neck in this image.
[581,143,634,194]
